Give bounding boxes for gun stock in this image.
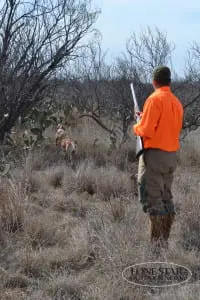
[130,83,144,158]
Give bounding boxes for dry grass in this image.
[0,178,26,233]
[108,197,126,222]
[17,222,93,280]
[22,213,68,248]
[0,290,28,300]
[179,128,200,166]
[1,121,200,299]
[61,161,134,201]
[48,167,64,188]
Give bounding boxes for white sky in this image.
[94,0,200,75]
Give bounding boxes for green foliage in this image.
[23,133,37,150]
[23,105,58,146]
[0,150,11,176]
[58,104,78,127]
[20,102,78,150]
[63,104,73,118]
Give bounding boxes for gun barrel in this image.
[130,82,144,158]
[130,83,139,111]
[130,83,140,122]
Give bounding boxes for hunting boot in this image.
[0,228,6,247]
[149,215,163,257]
[149,215,164,247]
[161,213,175,247]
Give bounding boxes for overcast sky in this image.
[94,0,200,75]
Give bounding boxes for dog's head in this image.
[55,124,66,145]
[57,123,65,131]
[73,140,78,153]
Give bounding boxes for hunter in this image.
[133,66,184,249]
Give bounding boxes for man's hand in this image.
[134,111,142,122]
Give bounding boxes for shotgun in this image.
[130,83,144,158]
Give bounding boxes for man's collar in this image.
[155,86,171,92]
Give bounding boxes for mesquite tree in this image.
[126,26,175,82]
[0,0,99,141]
[111,26,174,138]
[180,43,200,133]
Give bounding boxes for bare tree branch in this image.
[0,0,99,141]
[126,26,175,82]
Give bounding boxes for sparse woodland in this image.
[1,1,200,299]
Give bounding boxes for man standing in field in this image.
[133,66,184,249]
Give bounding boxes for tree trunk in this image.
[0,129,5,143]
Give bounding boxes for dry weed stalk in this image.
[0,178,26,233]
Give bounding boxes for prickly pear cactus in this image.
[23,105,58,145]
[0,150,10,176]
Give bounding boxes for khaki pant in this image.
[137,149,178,216]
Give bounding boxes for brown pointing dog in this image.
[55,124,78,162]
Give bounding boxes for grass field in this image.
[0,118,200,300]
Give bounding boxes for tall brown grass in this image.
[0,120,200,299]
[0,178,26,233]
